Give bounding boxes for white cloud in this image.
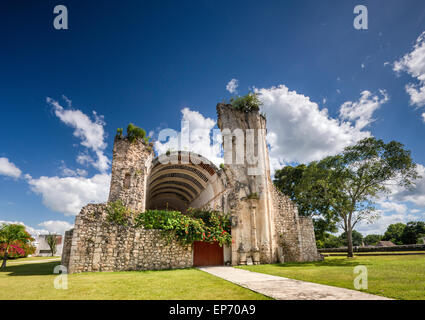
[339,90,388,130]
[388,164,425,207]
[47,97,110,172]
[38,220,73,234]
[356,212,422,235]
[394,31,425,108]
[226,78,239,94]
[255,85,386,172]
[422,113,425,123]
[0,158,21,178]
[378,201,407,214]
[61,95,72,107]
[27,173,111,216]
[154,108,223,166]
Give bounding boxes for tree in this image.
[0,224,33,269]
[275,137,419,258]
[382,223,406,245]
[317,138,418,257]
[45,234,58,257]
[364,234,383,246]
[274,164,338,242]
[339,230,363,247]
[400,221,425,244]
[322,234,343,248]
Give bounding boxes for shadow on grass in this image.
[1,261,61,276]
[260,258,371,269]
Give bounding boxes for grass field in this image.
[238,255,425,300]
[0,259,269,300]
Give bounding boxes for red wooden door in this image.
[193,241,224,266]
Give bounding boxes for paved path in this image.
[198,266,391,300]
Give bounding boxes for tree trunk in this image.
[347,225,354,258]
[1,247,9,269]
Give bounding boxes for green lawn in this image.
[238,255,425,300]
[0,261,270,300]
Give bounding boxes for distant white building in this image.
[34,235,64,257]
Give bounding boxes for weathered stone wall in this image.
[108,137,154,212]
[271,185,321,262]
[61,229,73,269]
[299,217,323,261]
[63,104,322,272]
[64,204,193,273]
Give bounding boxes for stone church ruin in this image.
[62,103,321,273]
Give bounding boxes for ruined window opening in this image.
[124,173,131,189]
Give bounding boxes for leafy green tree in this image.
[274,163,338,242]
[45,234,58,257]
[322,234,343,248]
[275,137,419,258]
[382,223,406,245]
[364,234,383,246]
[0,224,33,269]
[316,138,418,257]
[339,230,363,247]
[400,221,425,244]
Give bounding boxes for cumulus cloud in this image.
[0,158,21,178]
[27,173,111,216]
[394,31,425,108]
[387,164,425,207]
[226,78,239,94]
[339,90,388,130]
[255,85,387,172]
[378,201,407,214]
[46,97,110,172]
[38,220,74,234]
[356,212,423,235]
[154,108,223,166]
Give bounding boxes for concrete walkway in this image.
[198,266,391,300]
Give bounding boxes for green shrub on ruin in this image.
[106,200,131,225]
[127,123,147,143]
[230,92,262,112]
[135,208,231,246]
[115,123,150,144]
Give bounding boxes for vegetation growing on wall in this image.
[116,123,151,145]
[106,200,131,226]
[135,208,231,246]
[230,92,262,112]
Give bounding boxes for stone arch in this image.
[145,151,226,212]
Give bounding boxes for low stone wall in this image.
[319,244,425,253]
[63,204,193,274]
[272,186,322,262]
[61,229,73,269]
[299,217,323,261]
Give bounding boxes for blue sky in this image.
[1,0,425,235]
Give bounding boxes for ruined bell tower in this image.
[108,137,154,213]
[217,103,321,265]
